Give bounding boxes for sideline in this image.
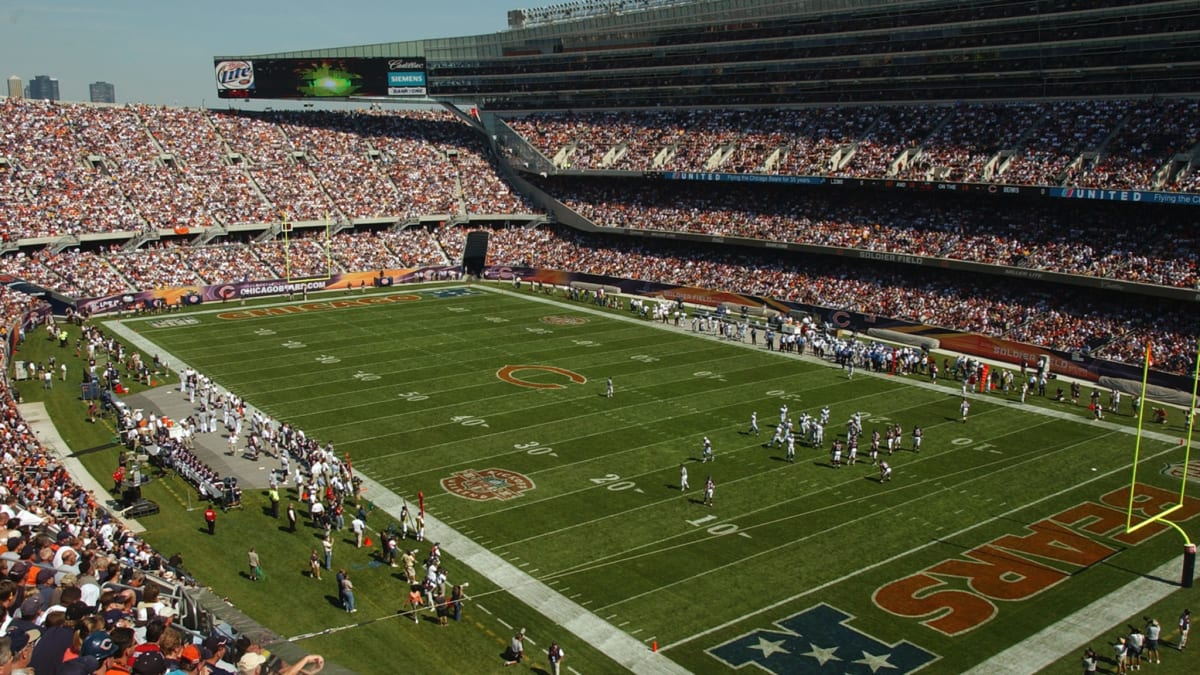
[20,402,146,534]
[104,289,691,675]
[963,551,1194,674]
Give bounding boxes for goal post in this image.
[1125,339,1199,586]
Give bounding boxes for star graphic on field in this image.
[802,643,841,666]
[748,636,789,659]
[853,649,897,673]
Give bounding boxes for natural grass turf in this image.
[13,283,1200,673]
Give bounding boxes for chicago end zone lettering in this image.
[216,294,419,320]
[874,483,1200,636]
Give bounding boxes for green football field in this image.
[111,284,1200,674]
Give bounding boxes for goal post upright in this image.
[1124,339,1200,587]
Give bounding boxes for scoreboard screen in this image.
[214,57,426,99]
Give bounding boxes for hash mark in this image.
[497,618,513,630]
[477,604,492,615]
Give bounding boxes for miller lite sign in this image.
[215,61,254,90]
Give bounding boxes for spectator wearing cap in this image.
[80,629,121,672]
[6,625,39,673]
[33,566,58,609]
[236,651,267,675]
[203,636,235,675]
[132,650,168,675]
[171,644,205,674]
[12,596,42,631]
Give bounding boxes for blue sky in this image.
[0,0,509,106]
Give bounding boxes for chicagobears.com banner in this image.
[74,267,462,316]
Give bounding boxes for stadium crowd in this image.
[542,179,1200,289]
[504,99,1200,188]
[0,100,538,242]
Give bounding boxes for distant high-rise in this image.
[89,81,116,103]
[6,75,21,99]
[27,75,59,101]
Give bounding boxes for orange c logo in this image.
[497,365,587,390]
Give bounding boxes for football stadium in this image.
[3,0,1200,673]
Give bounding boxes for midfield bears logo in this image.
[540,315,589,326]
[497,365,587,390]
[708,604,937,674]
[1161,460,1200,484]
[442,468,535,501]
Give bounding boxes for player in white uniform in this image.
[869,429,880,464]
[679,464,689,492]
[701,436,714,463]
[812,422,824,448]
[785,432,795,463]
[606,377,614,398]
[912,426,923,452]
[820,406,831,426]
[748,411,760,436]
[886,425,896,455]
[779,404,789,426]
[768,424,785,448]
[960,398,970,423]
[879,461,892,482]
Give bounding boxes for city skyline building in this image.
[89,81,115,103]
[27,74,59,100]
[6,75,20,99]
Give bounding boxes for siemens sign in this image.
[387,58,426,96]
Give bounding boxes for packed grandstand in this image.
[2,98,1198,379]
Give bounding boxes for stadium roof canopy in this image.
[214,0,1200,109]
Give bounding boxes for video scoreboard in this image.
[214,57,426,99]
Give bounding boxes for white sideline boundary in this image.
[964,553,1194,674]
